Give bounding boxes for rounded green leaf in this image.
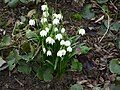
[109,59,120,74]
[8,0,19,7]
[70,84,83,90]
[43,69,53,82]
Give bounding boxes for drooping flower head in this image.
[46,37,55,45]
[29,19,35,26]
[55,34,62,41]
[52,18,60,25]
[41,18,47,24]
[40,30,47,37]
[41,5,48,11]
[67,46,72,52]
[78,29,85,36]
[47,50,52,56]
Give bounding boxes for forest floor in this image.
[0,0,120,90]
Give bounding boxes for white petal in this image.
[40,30,47,37]
[55,34,62,41]
[78,29,85,35]
[45,27,49,32]
[54,27,58,32]
[41,5,48,11]
[47,50,52,56]
[29,19,35,26]
[43,48,46,53]
[65,40,71,46]
[61,28,65,33]
[67,46,72,52]
[53,18,59,25]
[60,40,65,45]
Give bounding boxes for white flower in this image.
[55,34,62,41]
[54,27,58,32]
[61,49,66,55]
[46,37,55,45]
[57,50,62,57]
[60,40,65,45]
[67,46,72,52]
[65,40,71,46]
[48,24,52,28]
[57,14,63,20]
[41,5,48,11]
[43,48,46,53]
[45,27,49,33]
[41,18,47,24]
[61,28,65,33]
[29,19,35,26]
[43,11,49,17]
[47,50,52,56]
[57,49,66,57]
[40,30,47,37]
[53,13,57,18]
[53,18,59,25]
[78,29,85,35]
[53,13,63,20]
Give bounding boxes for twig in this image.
[31,45,41,60]
[14,77,24,86]
[99,13,110,43]
[110,0,118,10]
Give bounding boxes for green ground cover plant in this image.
[0,3,89,82]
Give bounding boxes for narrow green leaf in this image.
[97,0,108,4]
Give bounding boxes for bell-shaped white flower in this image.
[43,48,46,53]
[53,13,57,18]
[48,24,52,28]
[41,18,47,24]
[65,40,71,46]
[61,28,65,33]
[45,27,49,33]
[57,50,62,57]
[55,34,62,41]
[40,30,47,37]
[41,5,48,11]
[53,13,63,20]
[29,19,35,26]
[61,49,66,56]
[57,14,63,20]
[60,40,65,45]
[53,18,59,25]
[67,46,72,52]
[47,50,52,56]
[46,37,55,45]
[78,29,85,36]
[54,27,58,32]
[57,49,66,57]
[43,11,49,17]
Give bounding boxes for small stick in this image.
[99,13,110,43]
[14,77,24,86]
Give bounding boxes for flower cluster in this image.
[28,4,86,60]
[36,4,74,58]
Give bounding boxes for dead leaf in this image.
[6,17,13,26]
[0,57,6,67]
[27,9,36,18]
